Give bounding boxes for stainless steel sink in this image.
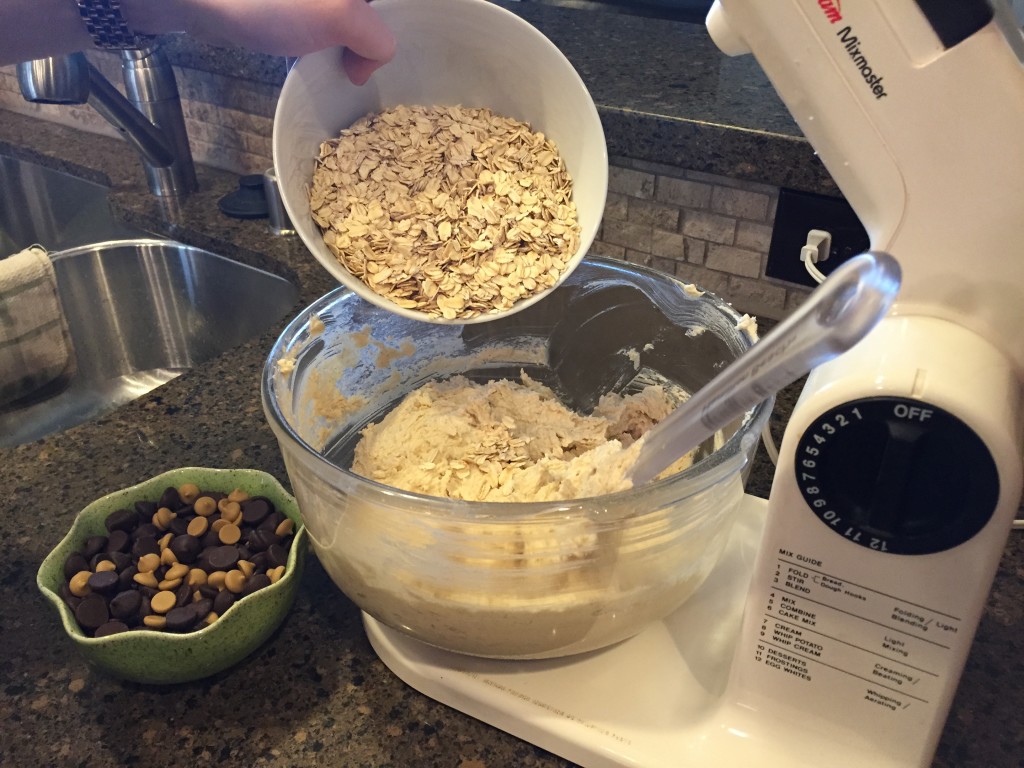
[0,154,147,253]
[0,239,300,447]
[0,156,299,446]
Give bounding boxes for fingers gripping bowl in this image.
[272,0,607,324]
[262,259,772,659]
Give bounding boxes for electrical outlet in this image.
[765,188,870,288]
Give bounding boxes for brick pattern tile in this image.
[594,159,809,319]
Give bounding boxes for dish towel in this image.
[0,245,75,407]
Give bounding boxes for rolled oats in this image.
[309,105,581,320]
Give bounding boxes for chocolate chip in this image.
[193,598,213,620]
[75,593,110,630]
[241,498,272,525]
[266,544,288,569]
[94,620,130,638]
[131,523,160,542]
[169,534,202,564]
[118,565,139,591]
[63,552,90,581]
[87,570,120,595]
[131,536,160,560]
[134,500,158,517]
[257,511,284,532]
[89,553,111,571]
[106,529,131,554]
[59,583,82,611]
[206,545,239,571]
[107,551,131,572]
[246,528,275,552]
[164,605,199,633]
[174,583,193,608]
[105,508,138,533]
[168,516,190,537]
[198,585,219,600]
[243,573,272,596]
[212,589,235,616]
[82,535,108,560]
[158,486,182,511]
[109,590,143,621]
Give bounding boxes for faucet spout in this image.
[85,59,177,168]
[17,48,198,198]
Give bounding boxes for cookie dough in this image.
[351,373,687,501]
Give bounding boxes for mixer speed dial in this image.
[794,397,999,554]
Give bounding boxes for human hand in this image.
[180,0,396,83]
[3,0,395,83]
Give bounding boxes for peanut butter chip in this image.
[187,517,209,537]
[133,571,159,589]
[187,568,207,587]
[160,547,178,566]
[218,523,242,545]
[178,483,201,504]
[193,496,217,517]
[143,615,167,629]
[208,571,228,590]
[69,570,92,597]
[238,560,255,578]
[211,518,229,533]
[267,565,286,584]
[275,518,295,537]
[94,559,117,573]
[158,577,183,591]
[219,500,242,524]
[137,553,160,573]
[224,569,246,594]
[165,563,189,582]
[227,488,249,503]
[203,611,219,626]
[158,532,173,551]
[150,591,177,614]
[154,507,176,530]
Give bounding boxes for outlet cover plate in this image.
[766,188,869,288]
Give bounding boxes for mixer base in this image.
[365,494,778,768]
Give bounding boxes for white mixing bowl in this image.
[272,0,608,324]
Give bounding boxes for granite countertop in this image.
[1,5,1021,767]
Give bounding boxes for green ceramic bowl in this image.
[37,467,308,685]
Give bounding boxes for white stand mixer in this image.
[365,2,1024,764]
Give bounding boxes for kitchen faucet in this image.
[17,46,198,198]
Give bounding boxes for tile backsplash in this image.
[1,52,810,320]
[594,159,811,320]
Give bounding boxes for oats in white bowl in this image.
[309,105,580,320]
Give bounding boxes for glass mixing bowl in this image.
[262,258,772,659]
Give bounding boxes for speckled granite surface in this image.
[0,6,1021,765]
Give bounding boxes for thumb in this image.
[339,0,396,64]
[342,47,388,85]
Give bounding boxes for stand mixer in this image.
[363,1,1024,764]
